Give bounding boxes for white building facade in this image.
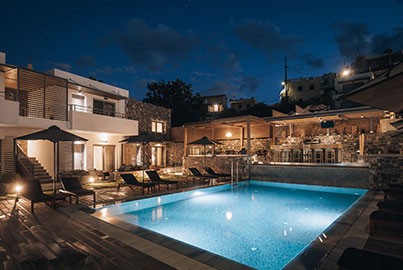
[0,52,138,179]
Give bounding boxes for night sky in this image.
[1,0,402,103]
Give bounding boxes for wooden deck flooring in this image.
[0,184,193,270]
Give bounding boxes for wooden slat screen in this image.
[19,68,67,121]
[0,138,14,173]
[59,141,73,173]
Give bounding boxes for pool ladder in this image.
[230,160,240,186]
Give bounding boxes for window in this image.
[309,84,315,90]
[298,85,303,91]
[152,121,164,133]
[93,99,115,117]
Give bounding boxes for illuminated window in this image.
[152,121,164,133]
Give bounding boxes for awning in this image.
[343,63,403,113]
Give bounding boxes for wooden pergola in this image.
[183,115,268,165]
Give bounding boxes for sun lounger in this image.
[370,210,403,235]
[146,170,179,191]
[205,167,230,178]
[118,173,155,194]
[21,180,61,213]
[383,187,403,200]
[377,200,403,215]
[60,177,95,205]
[189,168,214,185]
[337,247,403,270]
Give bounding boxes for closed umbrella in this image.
[14,125,88,196]
[119,133,163,182]
[187,136,222,169]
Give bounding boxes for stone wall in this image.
[166,142,184,167]
[366,131,403,189]
[126,99,171,139]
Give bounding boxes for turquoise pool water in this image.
[98,181,366,270]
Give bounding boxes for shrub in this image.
[0,173,18,183]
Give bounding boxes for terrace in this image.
[1,179,403,269]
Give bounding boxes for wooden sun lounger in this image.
[205,167,231,178]
[383,187,403,200]
[370,210,403,235]
[377,200,403,215]
[118,174,155,194]
[337,247,403,270]
[21,180,70,213]
[60,177,95,205]
[146,170,179,191]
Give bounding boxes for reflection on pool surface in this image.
[98,181,366,270]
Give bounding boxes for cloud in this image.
[76,54,96,68]
[192,71,215,77]
[300,53,325,69]
[235,19,303,56]
[331,21,371,60]
[371,27,403,54]
[203,81,238,96]
[202,75,263,97]
[132,78,156,99]
[115,17,200,72]
[332,22,403,60]
[208,42,242,73]
[238,75,263,93]
[48,61,72,71]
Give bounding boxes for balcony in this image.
[69,104,138,135]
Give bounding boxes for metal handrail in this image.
[69,104,127,119]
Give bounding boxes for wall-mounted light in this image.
[225,131,232,138]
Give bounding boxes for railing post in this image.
[231,160,234,187]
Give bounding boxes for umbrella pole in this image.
[204,145,206,170]
[53,142,56,198]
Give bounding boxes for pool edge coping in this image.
[62,181,374,270]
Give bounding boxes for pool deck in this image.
[1,182,402,270]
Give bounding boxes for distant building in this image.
[333,49,403,108]
[230,97,257,111]
[351,49,403,73]
[201,94,227,114]
[280,77,321,103]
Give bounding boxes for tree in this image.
[143,79,204,127]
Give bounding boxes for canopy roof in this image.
[119,133,164,144]
[187,136,222,145]
[343,63,403,113]
[15,125,88,142]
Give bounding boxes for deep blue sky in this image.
[1,0,402,103]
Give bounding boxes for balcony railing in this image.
[69,104,127,119]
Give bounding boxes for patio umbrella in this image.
[187,136,222,169]
[119,133,163,182]
[14,125,88,196]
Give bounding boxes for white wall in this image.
[0,99,19,124]
[71,110,138,135]
[53,69,129,98]
[27,140,55,178]
[73,131,125,171]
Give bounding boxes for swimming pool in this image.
[97,181,366,270]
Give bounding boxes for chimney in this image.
[0,52,5,64]
[27,63,33,70]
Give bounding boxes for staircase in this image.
[16,145,60,191]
